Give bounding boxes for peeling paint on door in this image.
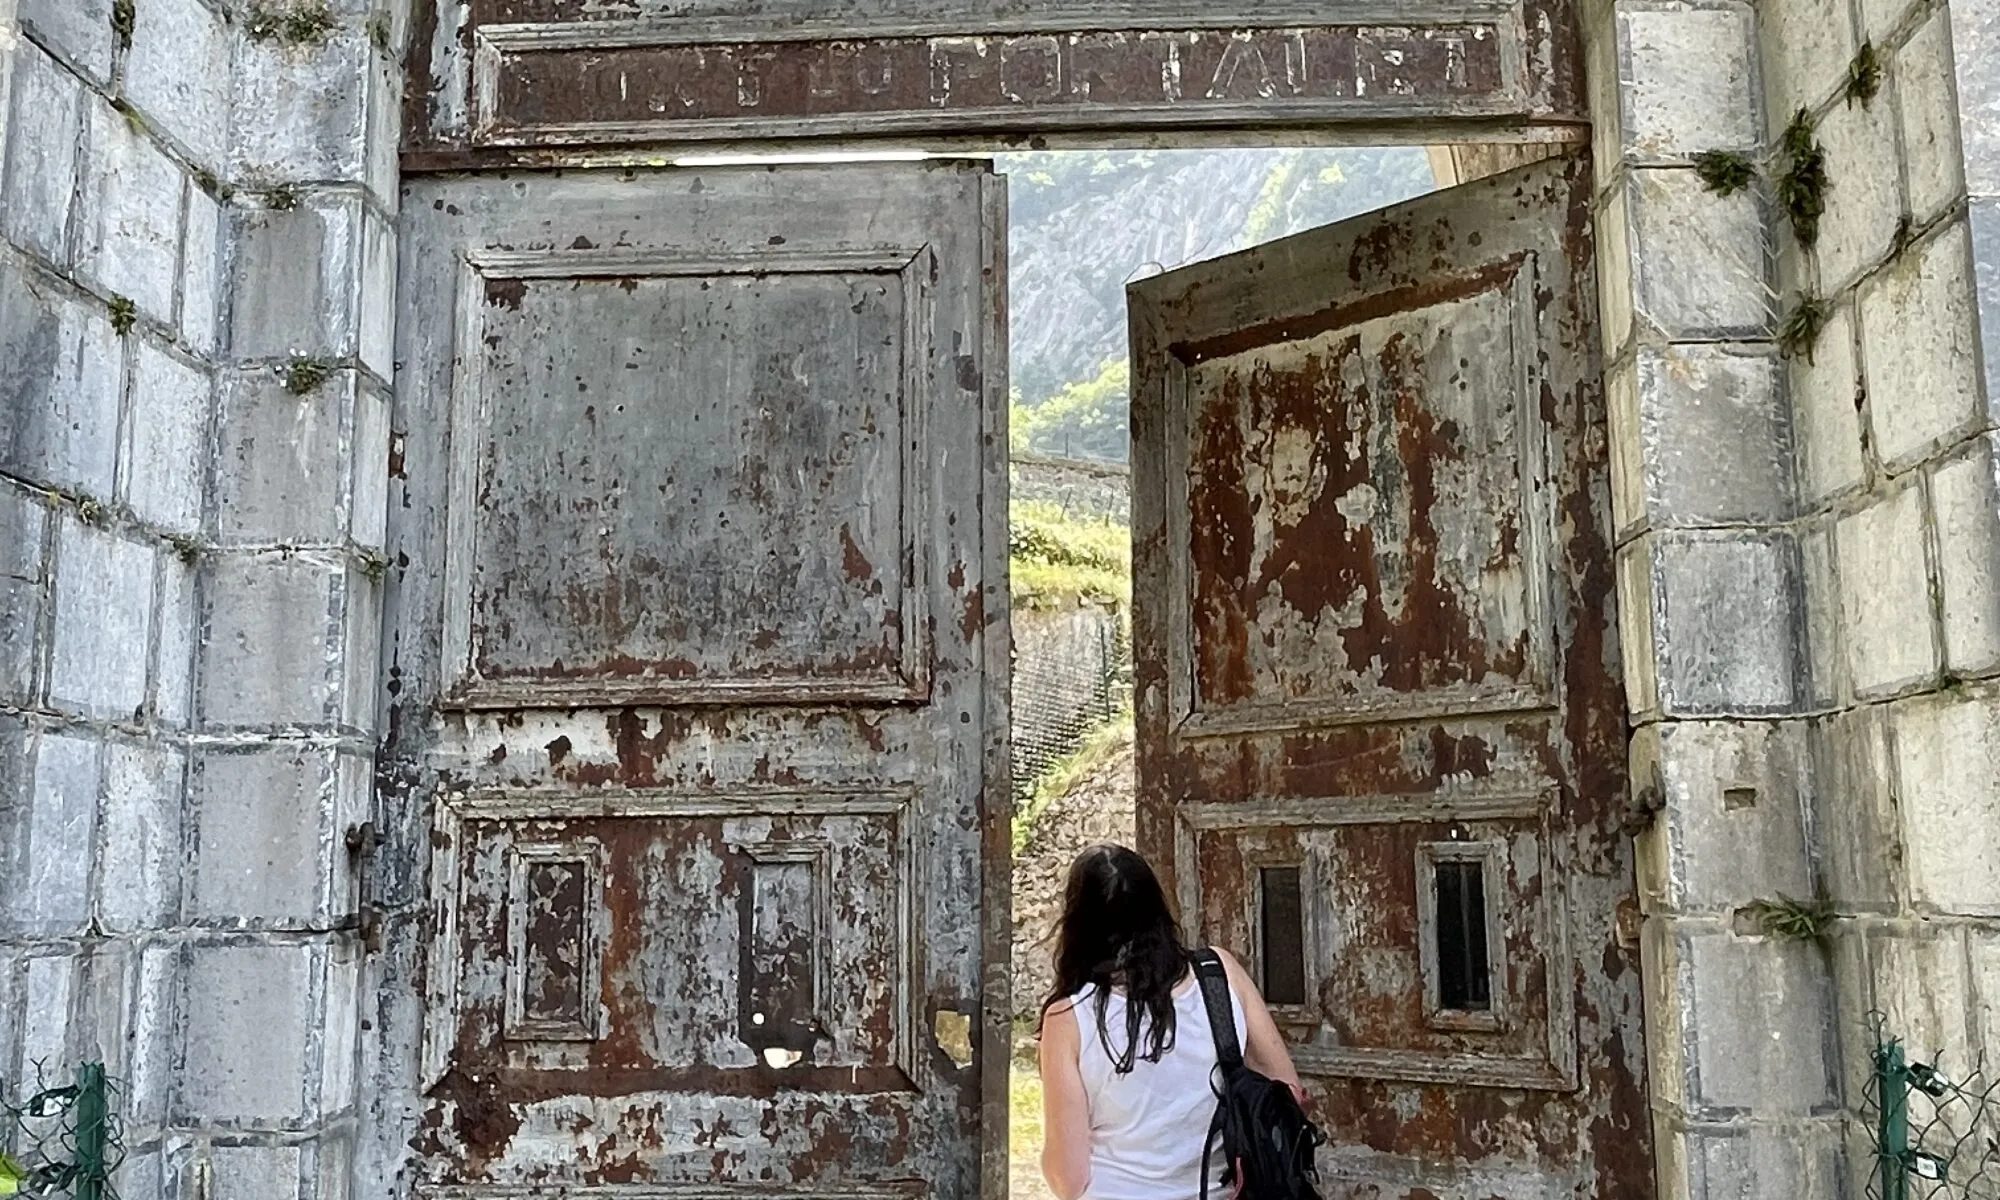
[1129,153,1653,1197]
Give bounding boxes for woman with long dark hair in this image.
[1037,843,1305,1200]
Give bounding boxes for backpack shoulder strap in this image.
[1188,948,1244,1069]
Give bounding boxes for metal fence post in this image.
[1879,1041,1909,1200]
[71,1064,106,1200]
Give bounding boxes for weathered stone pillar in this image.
[0,2,404,1197]
[1580,0,1846,1191]
[1587,0,2000,1186]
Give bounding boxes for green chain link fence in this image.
[0,1064,119,1200]
[1865,1015,2000,1198]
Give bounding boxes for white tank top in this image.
[1069,973,1248,1200]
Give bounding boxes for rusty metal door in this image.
[1128,153,1652,1198]
[374,161,1009,1197]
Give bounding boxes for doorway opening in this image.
[1000,146,1440,1200]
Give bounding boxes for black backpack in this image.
[1191,949,1328,1200]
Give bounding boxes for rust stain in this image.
[484,277,528,311]
[1135,154,1650,1198]
[839,523,874,582]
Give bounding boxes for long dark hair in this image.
[1039,844,1191,1073]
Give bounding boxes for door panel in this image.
[379,162,1008,1197]
[1130,153,1652,1197]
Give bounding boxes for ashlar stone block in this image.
[1633,344,1794,527]
[1897,9,1967,228]
[1814,77,1905,294]
[230,24,372,185]
[1787,302,1865,507]
[122,339,211,534]
[1617,538,1661,717]
[123,0,231,168]
[0,261,123,499]
[0,43,82,264]
[76,99,187,327]
[1799,521,1844,705]
[229,195,367,364]
[49,519,155,720]
[20,953,77,1088]
[1594,181,1637,359]
[1626,169,1772,341]
[1615,5,1760,161]
[1651,531,1803,714]
[1632,719,1813,917]
[8,733,99,938]
[1973,932,2000,1079]
[17,0,114,84]
[1759,0,1856,127]
[210,1146,302,1200]
[1870,923,1977,1075]
[192,746,334,926]
[98,741,185,933]
[181,181,223,357]
[0,482,46,704]
[154,554,197,726]
[127,945,177,1126]
[215,369,354,546]
[1893,691,2000,916]
[1835,484,1940,697]
[1810,706,1902,910]
[1931,437,2000,675]
[176,943,313,1124]
[1683,1121,1846,1199]
[351,383,390,552]
[200,552,339,729]
[1678,930,1837,1113]
[1860,218,1982,472]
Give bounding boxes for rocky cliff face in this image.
[998,147,1438,456]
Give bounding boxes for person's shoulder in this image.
[1040,997,1081,1045]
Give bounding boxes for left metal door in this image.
[370,161,1010,1198]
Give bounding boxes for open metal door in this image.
[1129,153,1652,1197]
[375,161,1010,1198]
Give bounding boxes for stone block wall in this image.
[0,2,405,1198]
[1586,0,2000,1188]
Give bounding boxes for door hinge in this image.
[344,821,384,953]
[1619,763,1667,836]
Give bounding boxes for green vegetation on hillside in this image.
[1010,358,1129,463]
[999,147,1436,463]
[1010,499,1130,610]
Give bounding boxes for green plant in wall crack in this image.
[1777,292,1830,362]
[246,1,338,47]
[1740,892,1837,942]
[111,0,134,48]
[260,184,302,211]
[164,533,202,566]
[1778,108,1828,248]
[1846,41,1883,106]
[107,295,137,336]
[283,356,335,396]
[1692,150,1756,197]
